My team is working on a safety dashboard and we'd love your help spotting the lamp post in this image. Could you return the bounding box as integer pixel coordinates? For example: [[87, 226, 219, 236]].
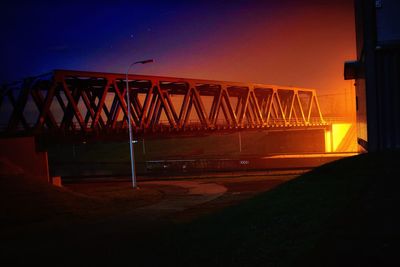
[[126, 59, 154, 188]]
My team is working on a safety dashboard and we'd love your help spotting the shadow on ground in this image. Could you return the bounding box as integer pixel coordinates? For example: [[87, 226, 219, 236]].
[[1, 152, 400, 266]]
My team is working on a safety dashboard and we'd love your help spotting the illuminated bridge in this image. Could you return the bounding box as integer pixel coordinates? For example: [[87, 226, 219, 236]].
[[0, 70, 357, 182], [0, 69, 328, 141]]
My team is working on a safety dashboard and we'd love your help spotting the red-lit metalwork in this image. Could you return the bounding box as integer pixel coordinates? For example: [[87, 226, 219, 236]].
[[0, 70, 326, 138]]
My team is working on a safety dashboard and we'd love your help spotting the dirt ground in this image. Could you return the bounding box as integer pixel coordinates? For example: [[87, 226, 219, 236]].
[[0, 170, 300, 265], [63, 171, 300, 223]]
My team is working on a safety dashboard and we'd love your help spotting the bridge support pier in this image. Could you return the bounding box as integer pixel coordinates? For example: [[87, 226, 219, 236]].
[[325, 126, 334, 152], [238, 132, 242, 153], [0, 136, 50, 183]]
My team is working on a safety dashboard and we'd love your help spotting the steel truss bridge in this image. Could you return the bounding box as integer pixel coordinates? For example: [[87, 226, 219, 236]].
[[0, 70, 327, 141]]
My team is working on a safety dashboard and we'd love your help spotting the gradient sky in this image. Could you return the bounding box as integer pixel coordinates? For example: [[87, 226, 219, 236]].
[[1, 0, 355, 96]]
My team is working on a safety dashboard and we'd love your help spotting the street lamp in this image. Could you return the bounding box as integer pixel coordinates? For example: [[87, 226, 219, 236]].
[[126, 59, 154, 188]]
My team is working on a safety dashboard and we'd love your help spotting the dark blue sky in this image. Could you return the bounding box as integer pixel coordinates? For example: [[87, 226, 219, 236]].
[[1, 0, 355, 95]]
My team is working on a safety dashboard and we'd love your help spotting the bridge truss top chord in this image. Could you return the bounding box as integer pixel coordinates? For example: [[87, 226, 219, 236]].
[[0, 70, 327, 139]]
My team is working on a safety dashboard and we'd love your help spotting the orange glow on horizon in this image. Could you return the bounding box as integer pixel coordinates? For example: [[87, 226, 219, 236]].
[[133, 3, 356, 95], [88, 2, 355, 118]]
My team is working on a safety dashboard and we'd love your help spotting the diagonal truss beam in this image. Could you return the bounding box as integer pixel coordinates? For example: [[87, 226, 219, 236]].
[[0, 70, 327, 136]]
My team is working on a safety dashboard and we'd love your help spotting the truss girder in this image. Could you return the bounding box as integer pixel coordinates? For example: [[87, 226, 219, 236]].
[[0, 70, 326, 135]]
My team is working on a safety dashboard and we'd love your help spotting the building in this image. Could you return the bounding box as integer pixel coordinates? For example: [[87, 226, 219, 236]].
[[345, 0, 400, 151]]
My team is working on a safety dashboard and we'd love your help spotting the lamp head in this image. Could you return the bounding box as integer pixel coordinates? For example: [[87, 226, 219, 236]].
[[134, 59, 154, 65]]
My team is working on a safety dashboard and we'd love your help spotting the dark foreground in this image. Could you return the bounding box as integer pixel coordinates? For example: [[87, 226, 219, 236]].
[[1, 152, 400, 266]]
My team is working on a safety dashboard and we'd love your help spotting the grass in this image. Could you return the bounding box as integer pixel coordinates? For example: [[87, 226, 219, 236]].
[[47, 130, 326, 164], [47, 133, 244, 164], [145, 151, 400, 266], [2, 151, 400, 266], [47, 130, 327, 177], [46, 132, 272, 177]]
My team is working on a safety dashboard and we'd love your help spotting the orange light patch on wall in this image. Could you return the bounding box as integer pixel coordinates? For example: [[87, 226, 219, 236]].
[[325, 123, 353, 152]]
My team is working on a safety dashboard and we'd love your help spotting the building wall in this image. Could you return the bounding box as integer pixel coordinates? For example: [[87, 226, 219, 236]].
[[353, 0, 400, 151], [355, 78, 368, 149], [0, 136, 50, 182], [374, 48, 400, 149]]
